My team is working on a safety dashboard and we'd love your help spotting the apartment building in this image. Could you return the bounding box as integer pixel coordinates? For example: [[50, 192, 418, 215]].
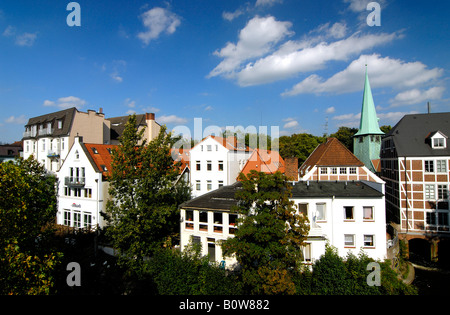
[[179, 180, 387, 268], [380, 112, 450, 262], [56, 136, 115, 229], [108, 112, 161, 145], [22, 107, 110, 172], [189, 135, 252, 198]]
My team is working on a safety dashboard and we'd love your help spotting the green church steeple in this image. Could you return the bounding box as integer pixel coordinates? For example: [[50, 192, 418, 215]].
[[353, 67, 384, 174], [354, 67, 384, 136]]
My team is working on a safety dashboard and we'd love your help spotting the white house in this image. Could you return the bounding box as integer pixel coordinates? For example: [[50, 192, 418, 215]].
[[56, 136, 115, 229], [179, 180, 387, 269], [23, 107, 110, 173], [189, 136, 252, 198]]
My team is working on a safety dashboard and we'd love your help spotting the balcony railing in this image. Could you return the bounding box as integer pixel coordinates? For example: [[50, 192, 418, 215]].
[[23, 130, 37, 138], [65, 177, 86, 187], [47, 150, 60, 158], [39, 128, 54, 136]]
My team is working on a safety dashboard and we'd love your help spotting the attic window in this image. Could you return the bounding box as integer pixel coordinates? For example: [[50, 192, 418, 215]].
[[433, 137, 446, 149], [100, 165, 108, 172], [106, 148, 112, 154], [91, 147, 98, 154]]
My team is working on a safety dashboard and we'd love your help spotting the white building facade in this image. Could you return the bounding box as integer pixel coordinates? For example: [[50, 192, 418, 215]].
[[189, 136, 252, 198], [56, 136, 112, 229], [179, 180, 387, 269]]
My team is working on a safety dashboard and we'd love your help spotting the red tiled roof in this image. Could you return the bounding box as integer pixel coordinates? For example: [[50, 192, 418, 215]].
[[240, 149, 285, 177], [299, 137, 364, 173], [84, 143, 117, 177]]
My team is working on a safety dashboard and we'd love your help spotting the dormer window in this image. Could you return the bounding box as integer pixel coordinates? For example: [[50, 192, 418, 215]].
[[428, 131, 447, 149], [433, 137, 445, 148]]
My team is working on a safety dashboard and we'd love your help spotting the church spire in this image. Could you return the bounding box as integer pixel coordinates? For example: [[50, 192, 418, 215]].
[[354, 66, 384, 136]]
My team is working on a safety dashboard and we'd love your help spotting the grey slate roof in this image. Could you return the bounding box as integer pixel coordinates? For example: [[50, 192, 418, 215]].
[[23, 107, 77, 138], [290, 180, 384, 199], [180, 180, 383, 212], [385, 112, 450, 157], [107, 114, 148, 141]]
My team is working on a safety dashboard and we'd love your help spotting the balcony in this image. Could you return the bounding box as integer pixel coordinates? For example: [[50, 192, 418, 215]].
[[47, 150, 60, 158], [39, 128, 54, 136], [23, 130, 37, 138], [65, 177, 85, 187]]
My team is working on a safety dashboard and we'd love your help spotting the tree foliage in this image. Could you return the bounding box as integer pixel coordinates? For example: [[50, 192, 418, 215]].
[[278, 133, 325, 165], [221, 170, 309, 294], [0, 158, 61, 294], [105, 114, 190, 273]]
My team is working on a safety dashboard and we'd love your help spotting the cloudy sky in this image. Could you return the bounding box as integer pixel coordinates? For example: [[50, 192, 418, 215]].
[[1, 0, 449, 143]]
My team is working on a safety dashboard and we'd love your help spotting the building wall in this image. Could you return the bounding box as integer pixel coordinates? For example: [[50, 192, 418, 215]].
[[301, 165, 383, 183], [56, 138, 105, 229], [382, 156, 450, 235], [179, 195, 387, 268]]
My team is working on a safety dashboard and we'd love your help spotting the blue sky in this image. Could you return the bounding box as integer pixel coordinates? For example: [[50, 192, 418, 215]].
[[1, 0, 449, 143]]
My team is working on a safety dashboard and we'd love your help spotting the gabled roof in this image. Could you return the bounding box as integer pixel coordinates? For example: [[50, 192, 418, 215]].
[[83, 143, 117, 178], [299, 138, 364, 174], [240, 149, 285, 176], [385, 112, 450, 157]]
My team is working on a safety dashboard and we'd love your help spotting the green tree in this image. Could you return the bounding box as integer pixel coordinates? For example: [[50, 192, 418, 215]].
[[105, 114, 190, 273], [221, 171, 309, 294], [0, 158, 62, 294], [278, 133, 325, 165], [329, 126, 358, 152]]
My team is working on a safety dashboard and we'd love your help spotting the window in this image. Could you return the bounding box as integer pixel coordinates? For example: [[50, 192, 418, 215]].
[[208, 243, 216, 262], [426, 212, 436, 225], [75, 150, 79, 160], [218, 161, 224, 171], [349, 167, 357, 174], [201, 145, 203, 151], [364, 235, 374, 247], [303, 243, 312, 262], [84, 188, 92, 198], [298, 203, 308, 217], [229, 214, 238, 234], [437, 160, 447, 173], [438, 185, 448, 199], [91, 147, 98, 154], [438, 212, 449, 227], [425, 184, 436, 200], [64, 210, 71, 226], [344, 206, 354, 220], [331, 167, 337, 174], [64, 187, 70, 196], [316, 203, 326, 221], [425, 160, 434, 172], [340, 167, 347, 174], [196, 180, 201, 191], [207, 180, 212, 191], [101, 165, 107, 172], [363, 206, 374, 221], [199, 211, 208, 232], [185, 210, 194, 230], [433, 137, 445, 148], [83, 213, 92, 229], [320, 167, 327, 174], [218, 180, 223, 188], [344, 234, 355, 247], [73, 212, 81, 228], [207, 161, 212, 171], [196, 161, 201, 171], [207, 145, 212, 151], [214, 212, 223, 233], [58, 120, 63, 129]]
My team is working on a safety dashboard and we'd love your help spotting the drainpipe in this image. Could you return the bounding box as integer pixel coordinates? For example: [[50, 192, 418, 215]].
[[404, 157, 409, 234]]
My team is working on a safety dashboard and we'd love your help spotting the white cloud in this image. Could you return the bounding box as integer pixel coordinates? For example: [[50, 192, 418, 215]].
[[283, 120, 299, 129], [222, 9, 244, 21], [137, 7, 181, 45], [255, 0, 283, 7], [391, 86, 445, 106], [3, 25, 37, 46], [208, 15, 294, 79], [238, 32, 397, 86], [5, 115, 27, 125], [43, 96, 86, 109], [158, 115, 188, 125], [204, 105, 213, 111], [325, 106, 336, 114], [283, 54, 444, 96]]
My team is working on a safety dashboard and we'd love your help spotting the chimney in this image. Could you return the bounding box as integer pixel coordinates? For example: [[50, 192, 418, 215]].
[[146, 113, 155, 121], [427, 102, 431, 114], [285, 157, 298, 181], [99, 107, 103, 114]]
